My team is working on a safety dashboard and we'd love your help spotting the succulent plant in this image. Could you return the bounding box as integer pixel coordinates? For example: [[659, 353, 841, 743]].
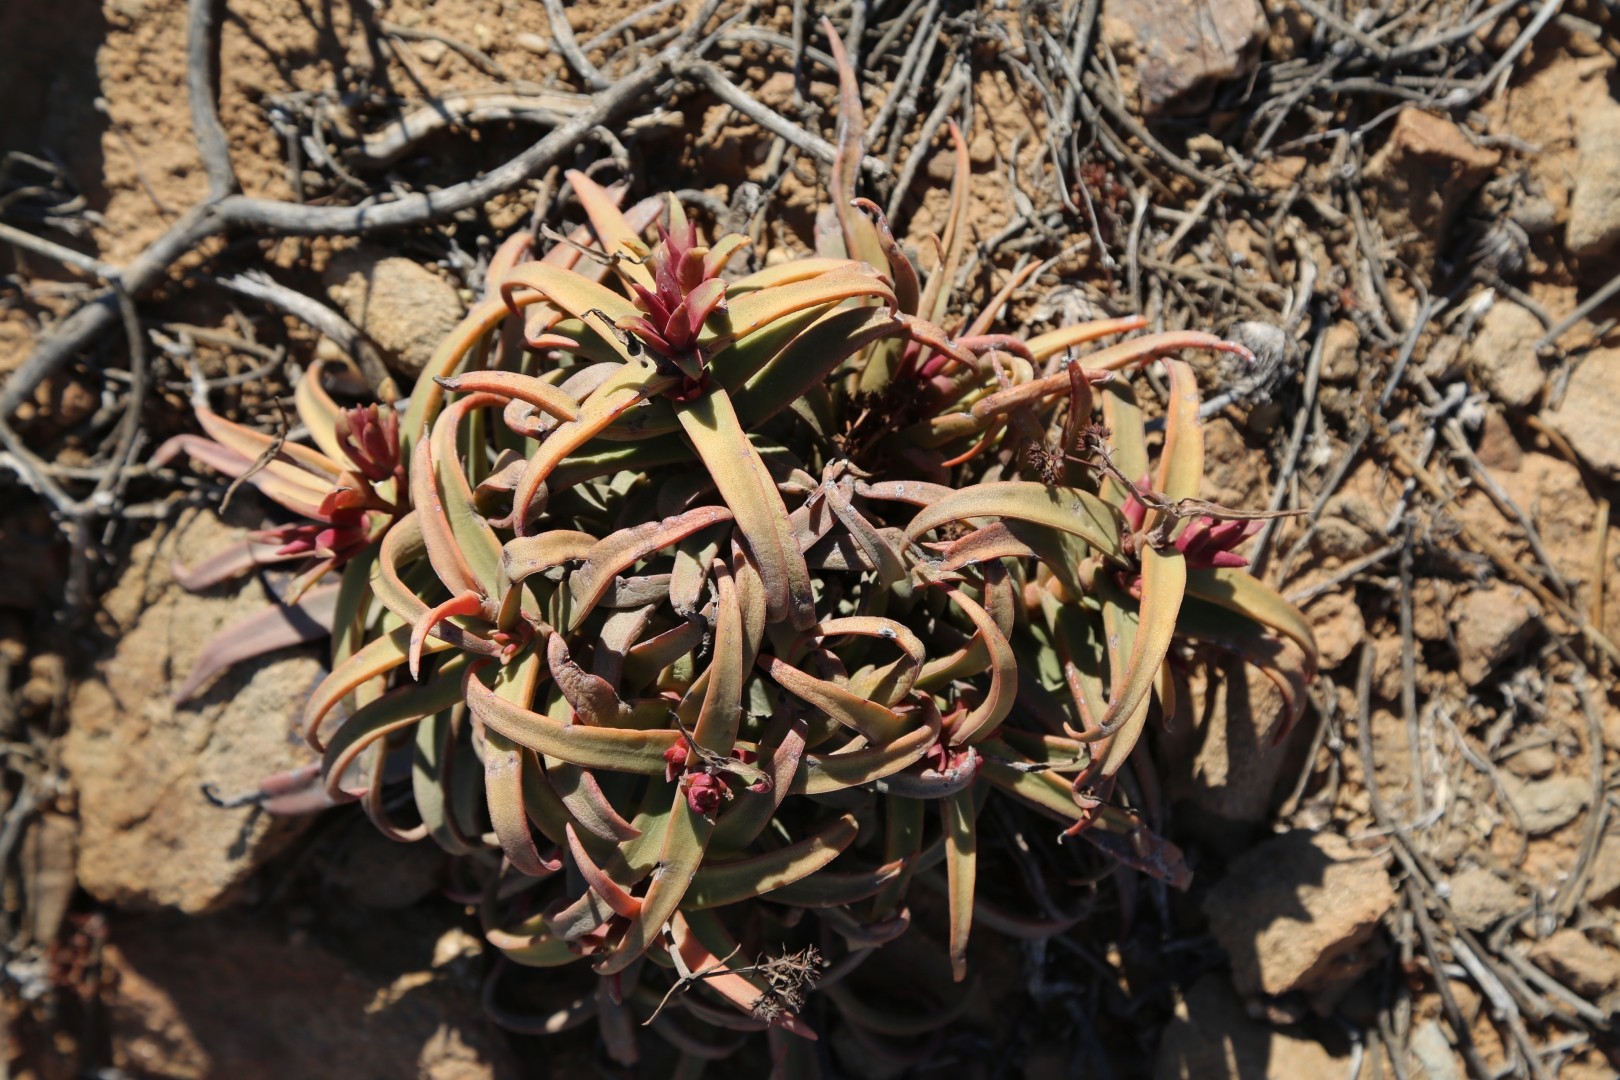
[[159, 36, 1316, 1068]]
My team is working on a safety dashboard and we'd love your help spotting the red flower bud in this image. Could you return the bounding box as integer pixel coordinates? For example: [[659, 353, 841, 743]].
[[682, 772, 726, 815]]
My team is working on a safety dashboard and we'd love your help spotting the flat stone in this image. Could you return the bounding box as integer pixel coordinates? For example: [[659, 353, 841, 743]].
[[1467, 300, 1545, 409], [1452, 582, 1540, 686], [1158, 657, 1296, 859], [1365, 109, 1499, 270], [1409, 1020, 1462, 1080], [1502, 744, 1558, 780], [1501, 773, 1588, 836], [1473, 407, 1523, 473], [325, 247, 465, 383], [1567, 95, 1620, 258], [1319, 320, 1361, 384], [63, 509, 322, 914], [1584, 834, 1620, 904], [1100, 0, 1268, 117], [1154, 974, 1347, 1080], [103, 912, 517, 1079], [1446, 865, 1520, 933], [1547, 350, 1620, 481], [1529, 929, 1619, 997], [1203, 830, 1396, 1008]]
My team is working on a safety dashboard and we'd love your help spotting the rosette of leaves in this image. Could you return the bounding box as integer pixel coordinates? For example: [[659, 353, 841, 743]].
[[159, 33, 1317, 1069]]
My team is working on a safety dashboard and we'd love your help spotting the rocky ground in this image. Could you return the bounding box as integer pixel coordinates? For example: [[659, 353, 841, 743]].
[[3, 1, 1620, 1077]]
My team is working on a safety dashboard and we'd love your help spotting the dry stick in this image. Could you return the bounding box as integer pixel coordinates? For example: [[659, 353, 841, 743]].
[[582, 0, 683, 53], [1534, 264, 1620, 351], [1378, 427, 1620, 667], [210, 272, 395, 398], [1249, 310, 1326, 577], [883, 60, 969, 220], [680, 61, 888, 179], [0, 221, 115, 280], [380, 20, 516, 83], [1415, 374, 1573, 606], [1294, 0, 1393, 61], [1274, 415, 1374, 586], [714, 27, 836, 72], [1548, 641, 1610, 925], [1441, 0, 1565, 108], [1080, 70, 1233, 194], [543, 0, 611, 90], [187, 0, 235, 198], [841, 0, 870, 74], [872, 2, 943, 159], [1397, 524, 1424, 824], [1354, 647, 1496, 1080], [1344, 164, 1407, 338], [1283, 540, 1405, 607], [866, 0, 927, 71], [0, 55, 681, 419], [343, 91, 591, 170]]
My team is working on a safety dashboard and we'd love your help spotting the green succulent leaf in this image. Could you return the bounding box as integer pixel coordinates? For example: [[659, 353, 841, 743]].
[[677, 387, 816, 630], [684, 812, 860, 909], [464, 662, 680, 774], [941, 785, 979, 982]]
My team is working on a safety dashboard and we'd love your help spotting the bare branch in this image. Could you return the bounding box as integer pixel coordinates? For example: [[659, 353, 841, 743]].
[[186, 0, 237, 198]]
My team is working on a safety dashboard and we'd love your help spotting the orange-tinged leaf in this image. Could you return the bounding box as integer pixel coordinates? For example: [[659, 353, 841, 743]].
[[684, 812, 860, 909], [483, 650, 561, 876], [729, 257, 865, 293], [1154, 358, 1203, 507], [293, 360, 348, 465], [499, 262, 643, 363], [321, 657, 470, 802], [942, 786, 977, 982], [512, 362, 670, 534], [698, 274, 895, 352], [410, 432, 484, 600], [933, 524, 1030, 573], [304, 625, 454, 751], [566, 823, 642, 918], [905, 481, 1125, 561], [546, 756, 642, 842], [435, 369, 581, 422], [672, 914, 818, 1038], [759, 654, 909, 745], [937, 584, 1016, 746], [1186, 567, 1320, 676], [689, 561, 744, 755], [464, 663, 680, 773], [501, 529, 597, 585], [400, 294, 510, 457], [1096, 546, 1186, 776], [196, 406, 343, 484], [821, 617, 926, 707], [409, 590, 483, 679], [728, 307, 902, 429], [567, 505, 734, 630], [595, 788, 712, 974], [566, 169, 654, 290], [1079, 329, 1255, 374], [791, 701, 941, 794], [1025, 315, 1149, 361], [432, 394, 504, 596], [545, 633, 626, 725]]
